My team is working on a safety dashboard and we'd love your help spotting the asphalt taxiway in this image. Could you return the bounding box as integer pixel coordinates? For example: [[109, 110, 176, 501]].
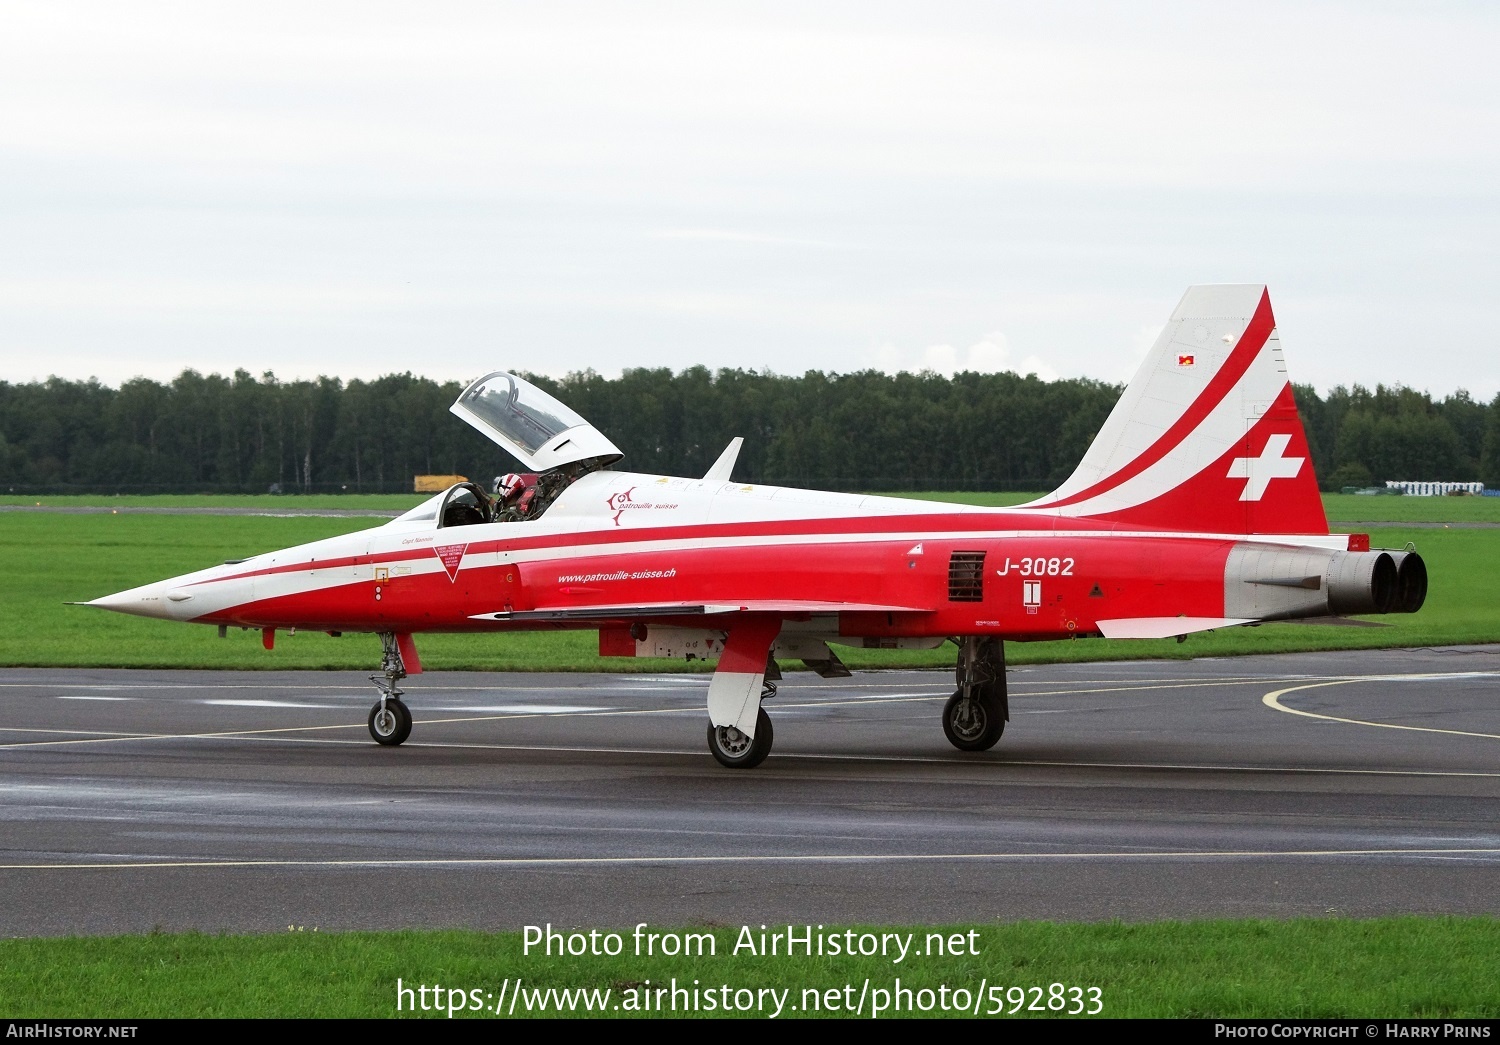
[[2, 646, 1498, 936]]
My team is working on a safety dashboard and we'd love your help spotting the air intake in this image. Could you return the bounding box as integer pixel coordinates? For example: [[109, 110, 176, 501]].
[[948, 551, 987, 602]]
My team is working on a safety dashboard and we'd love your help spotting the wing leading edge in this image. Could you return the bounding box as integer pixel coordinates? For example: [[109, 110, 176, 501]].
[[472, 599, 932, 623]]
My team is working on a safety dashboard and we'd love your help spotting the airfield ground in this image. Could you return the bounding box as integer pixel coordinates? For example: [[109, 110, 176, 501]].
[[2, 647, 1499, 1016]]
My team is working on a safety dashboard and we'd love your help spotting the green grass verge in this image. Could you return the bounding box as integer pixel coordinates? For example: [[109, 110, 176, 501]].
[[0, 492, 427, 510], [4, 501, 1497, 671], [11, 489, 1499, 522], [2, 919, 1495, 1017], [1319, 493, 1500, 524], [893, 490, 1500, 523]]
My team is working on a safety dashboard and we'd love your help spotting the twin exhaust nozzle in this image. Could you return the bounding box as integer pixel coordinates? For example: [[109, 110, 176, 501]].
[[1327, 549, 1427, 615], [1225, 544, 1426, 620]]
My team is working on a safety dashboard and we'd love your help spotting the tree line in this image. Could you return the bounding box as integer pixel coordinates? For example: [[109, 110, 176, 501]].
[[1, 367, 1497, 494]]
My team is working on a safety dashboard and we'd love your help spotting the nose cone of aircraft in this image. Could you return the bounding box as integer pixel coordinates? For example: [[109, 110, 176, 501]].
[[86, 579, 199, 621]]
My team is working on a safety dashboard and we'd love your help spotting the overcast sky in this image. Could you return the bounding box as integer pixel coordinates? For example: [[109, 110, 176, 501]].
[[3, 1, 1497, 398]]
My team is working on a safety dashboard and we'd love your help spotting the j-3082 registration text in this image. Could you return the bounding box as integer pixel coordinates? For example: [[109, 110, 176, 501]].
[[996, 557, 1074, 577]]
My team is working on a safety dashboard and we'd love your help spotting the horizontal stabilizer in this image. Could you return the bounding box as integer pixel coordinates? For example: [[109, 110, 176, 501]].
[[1096, 616, 1256, 639]]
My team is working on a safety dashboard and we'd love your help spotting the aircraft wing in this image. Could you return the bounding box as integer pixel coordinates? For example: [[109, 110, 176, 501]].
[[471, 599, 932, 623], [1094, 615, 1390, 638]]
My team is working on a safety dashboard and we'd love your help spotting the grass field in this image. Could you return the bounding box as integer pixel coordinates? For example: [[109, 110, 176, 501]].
[[1, 918, 1495, 1018], [898, 490, 1500, 524], [0, 492, 427, 510], [11, 488, 1500, 521], [2, 494, 1496, 671]]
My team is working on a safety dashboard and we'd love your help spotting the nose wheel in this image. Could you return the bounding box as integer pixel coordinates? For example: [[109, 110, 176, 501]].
[[367, 631, 415, 747], [368, 698, 412, 746], [708, 707, 774, 769]]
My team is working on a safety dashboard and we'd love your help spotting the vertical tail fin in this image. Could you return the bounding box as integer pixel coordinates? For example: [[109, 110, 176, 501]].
[[1024, 285, 1328, 535]]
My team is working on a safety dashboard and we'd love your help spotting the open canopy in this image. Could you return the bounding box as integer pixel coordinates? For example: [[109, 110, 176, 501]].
[[450, 371, 623, 472]]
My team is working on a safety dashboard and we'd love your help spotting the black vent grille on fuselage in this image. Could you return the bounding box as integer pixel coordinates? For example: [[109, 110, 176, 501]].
[[948, 551, 986, 602]]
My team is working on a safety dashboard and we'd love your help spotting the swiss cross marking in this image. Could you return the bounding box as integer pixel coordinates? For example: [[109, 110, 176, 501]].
[[1226, 433, 1304, 502], [434, 543, 468, 582]]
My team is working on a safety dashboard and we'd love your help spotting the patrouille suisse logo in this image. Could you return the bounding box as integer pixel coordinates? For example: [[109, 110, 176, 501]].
[[606, 487, 637, 526], [605, 486, 679, 526], [434, 543, 468, 582]]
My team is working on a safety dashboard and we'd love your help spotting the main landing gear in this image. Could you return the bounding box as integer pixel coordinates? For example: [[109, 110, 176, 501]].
[[368, 632, 413, 746], [707, 657, 779, 769], [708, 707, 774, 769], [943, 636, 1008, 752]]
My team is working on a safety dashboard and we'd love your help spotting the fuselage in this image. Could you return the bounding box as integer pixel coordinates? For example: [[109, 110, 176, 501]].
[[90, 469, 1357, 644]]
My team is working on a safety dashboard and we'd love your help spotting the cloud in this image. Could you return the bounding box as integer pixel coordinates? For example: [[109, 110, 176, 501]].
[[651, 229, 838, 248], [872, 330, 1059, 381], [1, 5, 1497, 398]]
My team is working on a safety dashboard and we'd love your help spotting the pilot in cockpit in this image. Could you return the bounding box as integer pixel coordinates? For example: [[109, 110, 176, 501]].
[[494, 472, 540, 521]]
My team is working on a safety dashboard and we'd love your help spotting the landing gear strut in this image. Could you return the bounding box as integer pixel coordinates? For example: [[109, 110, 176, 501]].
[[942, 636, 1007, 751], [706, 656, 780, 769], [703, 618, 783, 768], [368, 632, 413, 746], [760, 654, 781, 701]]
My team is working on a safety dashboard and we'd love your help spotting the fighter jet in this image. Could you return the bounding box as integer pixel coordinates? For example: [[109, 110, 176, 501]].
[[86, 285, 1426, 768]]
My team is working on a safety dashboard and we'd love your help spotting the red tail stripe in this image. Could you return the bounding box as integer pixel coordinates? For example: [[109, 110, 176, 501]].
[[1044, 288, 1275, 509]]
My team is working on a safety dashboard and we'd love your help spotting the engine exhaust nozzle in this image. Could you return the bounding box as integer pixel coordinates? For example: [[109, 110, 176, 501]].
[[1326, 551, 1397, 616], [1386, 550, 1428, 614]]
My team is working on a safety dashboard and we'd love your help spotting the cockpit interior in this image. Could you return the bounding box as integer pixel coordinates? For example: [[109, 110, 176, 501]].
[[387, 457, 614, 533]]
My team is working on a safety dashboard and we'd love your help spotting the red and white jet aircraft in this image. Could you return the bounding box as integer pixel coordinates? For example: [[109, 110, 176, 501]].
[[88, 285, 1426, 767]]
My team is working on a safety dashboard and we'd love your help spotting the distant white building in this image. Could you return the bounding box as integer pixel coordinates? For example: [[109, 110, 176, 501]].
[[1385, 481, 1484, 497]]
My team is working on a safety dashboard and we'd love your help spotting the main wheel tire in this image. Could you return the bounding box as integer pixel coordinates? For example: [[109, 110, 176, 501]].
[[368, 698, 413, 746], [942, 690, 1004, 751], [707, 708, 774, 769]]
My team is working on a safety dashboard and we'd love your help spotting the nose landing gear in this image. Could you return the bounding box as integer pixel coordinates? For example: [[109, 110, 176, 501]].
[[367, 632, 414, 746]]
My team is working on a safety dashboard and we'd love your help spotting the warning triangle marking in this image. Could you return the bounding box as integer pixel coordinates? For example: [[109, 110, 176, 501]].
[[434, 543, 468, 582]]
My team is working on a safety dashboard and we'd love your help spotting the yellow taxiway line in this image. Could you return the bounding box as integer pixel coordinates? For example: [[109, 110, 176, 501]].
[[1262, 675, 1500, 741]]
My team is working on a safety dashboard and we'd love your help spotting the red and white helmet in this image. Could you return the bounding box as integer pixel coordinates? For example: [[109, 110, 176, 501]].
[[496, 473, 525, 499]]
